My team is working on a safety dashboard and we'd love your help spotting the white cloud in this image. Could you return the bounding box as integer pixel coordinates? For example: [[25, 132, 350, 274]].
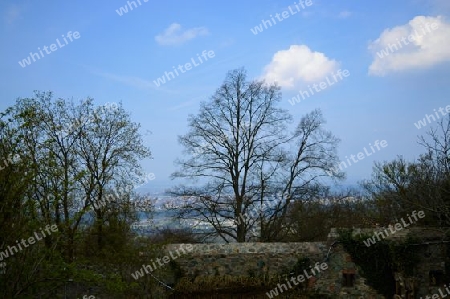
[[261, 45, 339, 89], [155, 23, 209, 46], [338, 11, 352, 19], [368, 16, 450, 76]]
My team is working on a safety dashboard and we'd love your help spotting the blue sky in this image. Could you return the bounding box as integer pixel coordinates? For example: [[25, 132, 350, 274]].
[[1, 0, 450, 192]]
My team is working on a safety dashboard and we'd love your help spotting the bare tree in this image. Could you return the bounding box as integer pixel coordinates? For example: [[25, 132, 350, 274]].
[[171, 68, 342, 242], [418, 115, 450, 176], [363, 115, 450, 227], [257, 109, 344, 241]]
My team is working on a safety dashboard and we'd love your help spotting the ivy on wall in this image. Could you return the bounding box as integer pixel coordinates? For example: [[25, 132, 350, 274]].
[[337, 229, 421, 298]]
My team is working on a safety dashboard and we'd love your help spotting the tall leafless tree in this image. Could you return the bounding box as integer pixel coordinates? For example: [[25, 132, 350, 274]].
[[171, 68, 343, 242]]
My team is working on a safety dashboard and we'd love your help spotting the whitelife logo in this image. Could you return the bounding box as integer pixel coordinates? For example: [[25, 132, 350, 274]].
[[131, 244, 193, 280], [153, 50, 215, 87], [266, 262, 328, 298], [288, 69, 350, 106], [326, 140, 388, 176], [414, 104, 450, 129], [376, 22, 439, 59], [420, 285, 450, 299], [0, 153, 21, 171], [250, 0, 313, 35], [363, 211, 425, 247], [0, 225, 59, 261], [115, 0, 149, 16], [18, 31, 81, 68]]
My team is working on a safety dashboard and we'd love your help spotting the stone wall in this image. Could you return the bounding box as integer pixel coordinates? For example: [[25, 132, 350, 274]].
[[165, 242, 326, 277], [314, 243, 384, 298], [165, 242, 384, 298], [164, 228, 448, 298]]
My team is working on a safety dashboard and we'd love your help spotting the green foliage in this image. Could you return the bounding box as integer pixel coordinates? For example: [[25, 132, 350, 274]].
[[291, 257, 312, 276], [337, 229, 420, 298], [169, 259, 186, 282], [390, 235, 422, 275], [0, 92, 158, 298]]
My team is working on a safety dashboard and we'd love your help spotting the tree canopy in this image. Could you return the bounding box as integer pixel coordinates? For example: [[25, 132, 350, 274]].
[[171, 68, 343, 242]]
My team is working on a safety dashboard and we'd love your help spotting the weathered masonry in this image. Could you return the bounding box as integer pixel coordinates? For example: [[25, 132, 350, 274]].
[[165, 227, 448, 298]]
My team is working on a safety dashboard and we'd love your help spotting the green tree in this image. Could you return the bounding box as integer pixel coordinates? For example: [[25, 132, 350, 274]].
[[0, 91, 154, 297]]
